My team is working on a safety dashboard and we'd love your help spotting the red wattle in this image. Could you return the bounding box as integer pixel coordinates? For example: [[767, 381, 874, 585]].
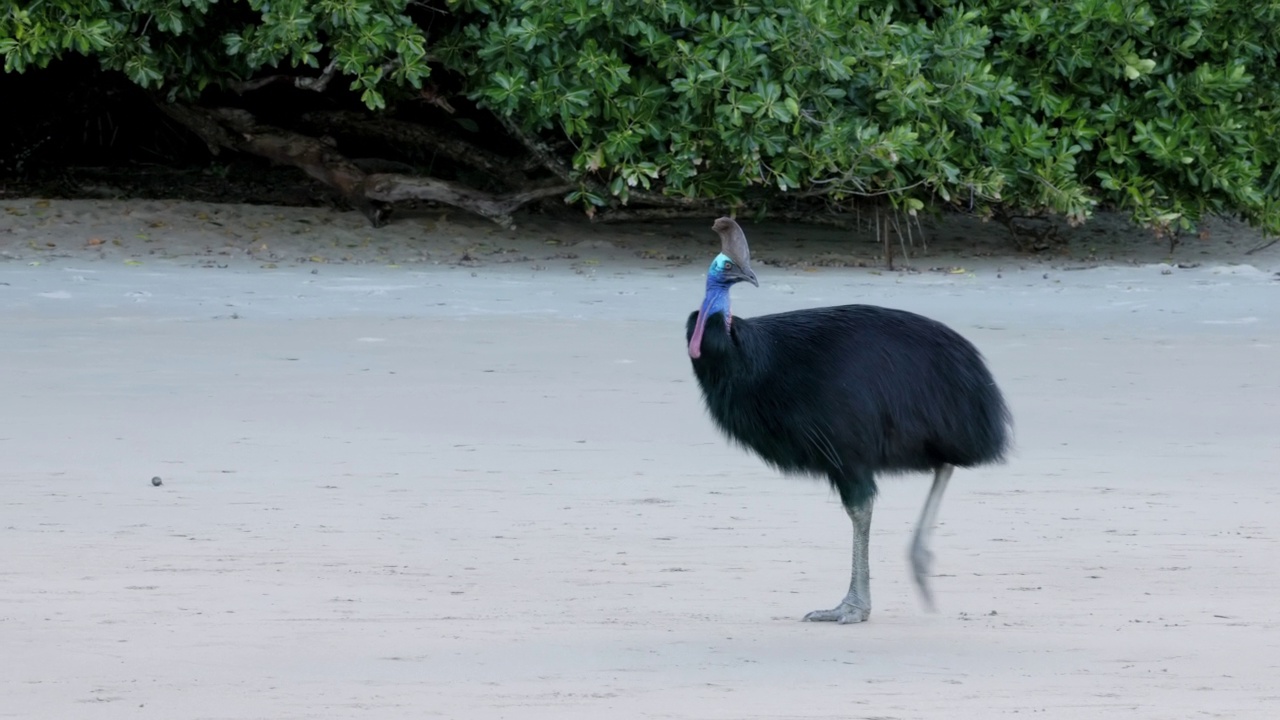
[[689, 309, 708, 359]]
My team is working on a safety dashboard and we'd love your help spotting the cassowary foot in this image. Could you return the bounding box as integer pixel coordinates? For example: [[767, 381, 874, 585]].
[[802, 602, 870, 624]]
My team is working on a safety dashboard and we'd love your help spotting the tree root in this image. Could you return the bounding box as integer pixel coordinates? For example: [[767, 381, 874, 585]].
[[158, 103, 569, 228]]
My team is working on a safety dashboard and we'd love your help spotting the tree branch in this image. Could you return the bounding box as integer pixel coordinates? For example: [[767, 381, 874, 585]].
[[300, 110, 533, 188], [155, 102, 238, 156], [362, 175, 571, 227], [294, 58, 343, 92], [226, 57, 396, 96], [496, 115, 575, 185], [159, 103, 567, 228]]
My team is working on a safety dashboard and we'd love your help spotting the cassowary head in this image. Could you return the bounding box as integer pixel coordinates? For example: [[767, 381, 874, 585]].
[[710, 217, 759, 287], [689, 217, 758, 359]]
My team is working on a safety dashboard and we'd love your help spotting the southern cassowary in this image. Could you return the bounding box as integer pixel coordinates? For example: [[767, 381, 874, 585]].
[[686, 217, 1012, 624]]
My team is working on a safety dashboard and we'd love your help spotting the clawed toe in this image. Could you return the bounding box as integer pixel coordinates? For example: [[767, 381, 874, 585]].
[[803, 603, 870, 624]]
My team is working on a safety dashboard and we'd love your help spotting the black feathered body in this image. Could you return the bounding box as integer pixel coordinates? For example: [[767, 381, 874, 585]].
[[686, 305, 1011, 508]]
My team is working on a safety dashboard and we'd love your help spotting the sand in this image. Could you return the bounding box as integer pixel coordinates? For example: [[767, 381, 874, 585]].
[[2, 198, 1279, 719]]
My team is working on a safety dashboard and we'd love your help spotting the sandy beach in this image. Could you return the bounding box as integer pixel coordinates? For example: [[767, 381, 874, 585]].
[[2, 198, 1278, 719]]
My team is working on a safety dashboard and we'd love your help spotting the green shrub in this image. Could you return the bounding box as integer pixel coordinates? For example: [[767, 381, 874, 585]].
[[443, 0, 1280, 232], [1, 0, 432, 109], [985, 0, 1280, 233], [4, 0, 1278, 233], [441, 1, 1013, 215]]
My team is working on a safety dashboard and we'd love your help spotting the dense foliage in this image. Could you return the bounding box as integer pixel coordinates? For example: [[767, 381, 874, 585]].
[[1, 0, 432, 109], [4, 0, 1279, 233]]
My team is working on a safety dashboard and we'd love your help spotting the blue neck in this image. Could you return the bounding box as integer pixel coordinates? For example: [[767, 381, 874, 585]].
[[701, 254, 733, 320], [701, 282, 730, 322], [688, 254, 736, 359]]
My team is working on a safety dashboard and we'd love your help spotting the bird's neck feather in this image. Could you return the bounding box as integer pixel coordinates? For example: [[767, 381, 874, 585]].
[[701, 278, 732, 324]]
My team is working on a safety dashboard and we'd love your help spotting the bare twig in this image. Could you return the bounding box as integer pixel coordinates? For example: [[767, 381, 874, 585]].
[[407, 0, 447, 11], [294, 58, 343, 92], [417, 85, 456, 113], [227, 76, 281, 93], [797, 177, 929, 199], [1245, 237, 1278, 255], [878, 210, 892, 270], [228, 58, 402, 96], [892, 211, 910, 264]]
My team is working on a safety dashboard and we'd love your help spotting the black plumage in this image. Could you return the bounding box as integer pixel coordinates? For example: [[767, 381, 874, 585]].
[[687, 305, 1010, 508], [686, 217, 1012, 624]]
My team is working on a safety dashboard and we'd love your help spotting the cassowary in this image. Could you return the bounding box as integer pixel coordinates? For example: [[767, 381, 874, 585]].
[[686, 217, 1012, 624]]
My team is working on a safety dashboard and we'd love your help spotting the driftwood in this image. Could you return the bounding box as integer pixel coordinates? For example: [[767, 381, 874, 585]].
[[158, 103, 569, 228]]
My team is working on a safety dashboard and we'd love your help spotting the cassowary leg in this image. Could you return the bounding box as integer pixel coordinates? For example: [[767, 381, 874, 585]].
[[909, 463, 954, 611], [803, 500, 873, 624]]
